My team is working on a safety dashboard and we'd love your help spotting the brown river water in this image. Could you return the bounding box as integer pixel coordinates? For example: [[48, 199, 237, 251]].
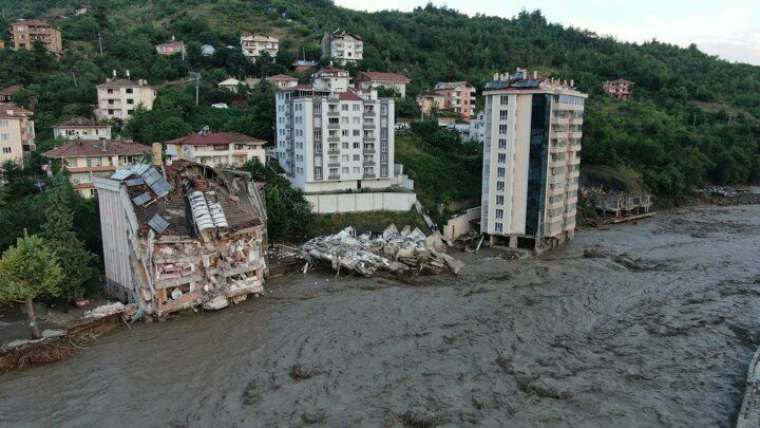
[[0, 205, 759, 427]]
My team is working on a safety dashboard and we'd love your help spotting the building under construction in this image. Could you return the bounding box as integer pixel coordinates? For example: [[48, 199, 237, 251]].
[[93, 158, 268, 316]]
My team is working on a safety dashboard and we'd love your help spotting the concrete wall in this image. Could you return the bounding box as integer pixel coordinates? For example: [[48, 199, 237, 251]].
[[305, 191, 417, 214], [443, 206, 481, 241]]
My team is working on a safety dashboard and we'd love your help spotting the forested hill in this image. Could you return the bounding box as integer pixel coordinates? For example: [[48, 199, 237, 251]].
[[1, 0, 759, 196]]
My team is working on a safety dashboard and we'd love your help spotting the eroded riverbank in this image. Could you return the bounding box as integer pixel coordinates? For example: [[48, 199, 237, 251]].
[[0, 205, 758, 427]]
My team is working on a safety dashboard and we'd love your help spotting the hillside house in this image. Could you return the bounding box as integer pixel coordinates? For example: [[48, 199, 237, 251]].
[[52, 117, 112, 141], [0, 102, 35, 166], [165, 130, 266, 168], [356, 72, 410, 98]]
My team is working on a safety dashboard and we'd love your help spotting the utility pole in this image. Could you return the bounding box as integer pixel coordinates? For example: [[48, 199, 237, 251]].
[[189, 72, 201, 107], [97, 31, 104, 56]]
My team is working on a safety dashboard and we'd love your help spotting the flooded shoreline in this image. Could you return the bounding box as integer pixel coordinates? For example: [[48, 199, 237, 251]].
[[1, 205, 759, 427]]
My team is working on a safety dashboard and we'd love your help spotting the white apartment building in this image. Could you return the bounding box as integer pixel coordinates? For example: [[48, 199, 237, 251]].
[[312, 67, 351, 93], [240, 34, 279, 61], [481, 69, 587, 252], [275, 86, 396, 193], [53, 117, 112, 141], [165, 131, 266, 168], [321, 30, 363, 64], [94, 77, 156, 122], [0, 103, 34, 165]]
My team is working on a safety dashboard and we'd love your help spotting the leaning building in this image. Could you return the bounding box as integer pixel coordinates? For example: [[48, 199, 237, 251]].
[[94, 156, 268, 316], [480, 69, 587, 252]]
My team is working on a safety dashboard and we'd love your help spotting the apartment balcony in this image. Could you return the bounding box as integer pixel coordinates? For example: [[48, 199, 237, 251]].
[[327, 136, 340, 142], [327, 162, 340, 168], [327, 110, 340, 117], [328, 174, 340, 180], [569, 156, 581, 166], [363, 173, 376, 179], [363, 111, 375, 117], [549, 143, 568, 153], [363, 160, 376, 167], [363, 136, 376, 143], [363, 147, 375, 154], [327, 123, 340, 129], [327, 148, 340, 155], [553, 116, 571, 125], [363, 122, 376, 129]]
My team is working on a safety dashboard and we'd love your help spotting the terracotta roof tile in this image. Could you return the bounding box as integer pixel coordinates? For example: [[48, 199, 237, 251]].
[[44, 140, 151, 158], [165, 132, 266, 146], [357, 71, 410, 83]]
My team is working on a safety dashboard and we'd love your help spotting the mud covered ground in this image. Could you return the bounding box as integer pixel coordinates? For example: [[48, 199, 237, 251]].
[[1, 205, 759, 427]]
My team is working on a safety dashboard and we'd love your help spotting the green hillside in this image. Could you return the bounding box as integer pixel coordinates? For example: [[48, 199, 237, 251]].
[[0, 0, 759, 200]]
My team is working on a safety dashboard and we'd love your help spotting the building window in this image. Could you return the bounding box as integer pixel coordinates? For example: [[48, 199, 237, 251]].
[[498, 139, 507, 149], [353, 130, 360, 136], [495, 222, 503, 233], [499, 110, 508, 120], [342, 104, 349, 111], [497, 153, 506, 163], [499, 125, 508, 135], [0, 120, 8, 128], [496, 181, 505, 191], [2, 147, 11, 154], [127, 99, 134, 105], [497, 167, 505, 178], [496, 209, 504, 219], [353, 154, 360, 161], [314, 167, 323, 180], [500, 95, 508, 105], [0, 133, 8, 142], [496, 195, 504, 205]]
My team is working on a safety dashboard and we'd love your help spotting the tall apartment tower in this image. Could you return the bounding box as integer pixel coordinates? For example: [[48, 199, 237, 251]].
[[275, 69, 396, 193], [480, 69, 587, 252]]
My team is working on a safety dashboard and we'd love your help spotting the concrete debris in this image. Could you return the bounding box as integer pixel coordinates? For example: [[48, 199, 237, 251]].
[[302, 225, 464, 277], [84, 302, 127, 319]]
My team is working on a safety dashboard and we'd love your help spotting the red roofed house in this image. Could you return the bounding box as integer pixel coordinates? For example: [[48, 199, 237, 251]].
[[265, 74, 299, 90], [356, 71, 411, 98], [165, 130, 266, 168], [0, 85, 22, 103], [603, 78, 634, 100], [155, 36, 186, 59], [44, 139, 151, 198], [53, 117, 112, 141], [0, 102, 35, 166]]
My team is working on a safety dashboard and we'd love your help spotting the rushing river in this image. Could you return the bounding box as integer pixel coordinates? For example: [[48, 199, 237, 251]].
[[1, 205, 759, 427]]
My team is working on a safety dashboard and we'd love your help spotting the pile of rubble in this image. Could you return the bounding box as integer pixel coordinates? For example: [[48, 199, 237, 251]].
[[301, 225, 463, 277]]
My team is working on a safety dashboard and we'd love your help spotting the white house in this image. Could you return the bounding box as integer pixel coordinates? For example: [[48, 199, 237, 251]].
[[53, 117, 112, 141], [165, 130, 266, 168]]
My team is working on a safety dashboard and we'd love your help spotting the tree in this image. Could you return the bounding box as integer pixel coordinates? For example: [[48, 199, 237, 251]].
[[43, 175, 98, 300], [0, 233, 64, 339]]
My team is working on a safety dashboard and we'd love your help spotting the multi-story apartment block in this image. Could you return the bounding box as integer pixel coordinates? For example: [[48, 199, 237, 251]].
[[480, 69, 587, 252], [9, 19, 62, 56], [240, 34, 279, 61], [312, 66, 351, 93], [43, 139, 151, 198], [321, 30, 363, 64], [94, 77, 156, 122], [466, 111, 486, 144], [275, 86, 396, 193], [266, 74, 299, 90], [356, 72, 410, 98], [53, 117, 112, 141], [433, 81, 477, 121], [0, 103, 35, 165], [165, 130, 266, 168], [603, 78, 634, 100]]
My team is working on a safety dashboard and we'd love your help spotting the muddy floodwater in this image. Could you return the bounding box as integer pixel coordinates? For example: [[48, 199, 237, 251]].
[[1, 205, 759, 427]]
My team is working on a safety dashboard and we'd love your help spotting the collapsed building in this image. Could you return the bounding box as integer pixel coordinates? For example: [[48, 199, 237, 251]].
[[93, 158, 268, 317]]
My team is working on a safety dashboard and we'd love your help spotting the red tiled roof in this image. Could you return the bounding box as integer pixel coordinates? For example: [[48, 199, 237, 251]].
[[54, 117, 110, 129], [0, 85, 22, 96], [339, 89, 363, 101], [0, 102, 33, 117], [358, 71, 410, 84], [268, 74, 298, 81], [314, 66, 348, 75], [165, 132, 266, 146], [44, 140, 151, 158], [67, 165, 118, 173]]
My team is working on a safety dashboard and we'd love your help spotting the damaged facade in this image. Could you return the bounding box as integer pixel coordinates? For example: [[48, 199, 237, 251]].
[[93, 159, 268, 316]]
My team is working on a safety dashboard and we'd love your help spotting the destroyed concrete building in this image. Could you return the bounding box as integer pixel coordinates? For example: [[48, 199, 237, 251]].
[[93, 159, 268, 316]]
